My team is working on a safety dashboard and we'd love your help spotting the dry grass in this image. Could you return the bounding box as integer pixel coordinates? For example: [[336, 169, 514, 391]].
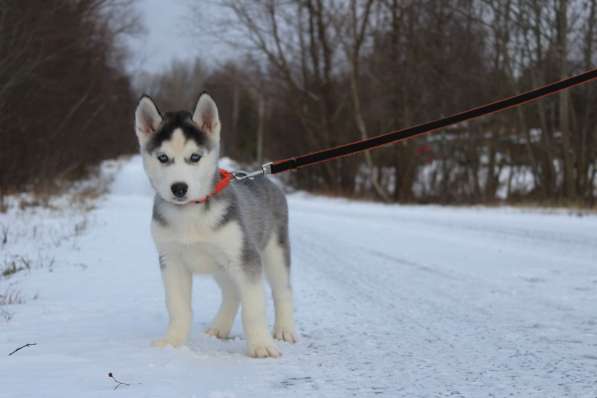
[[0, 287, 24, 323], [0, 289, 24, 305], [0, 163, 112, 215], [2, 256, 31, 278], [0, 163, 114, 325]]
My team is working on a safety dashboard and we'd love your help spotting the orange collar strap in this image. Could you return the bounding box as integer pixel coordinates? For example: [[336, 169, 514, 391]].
[[196, 169, 234, 204]]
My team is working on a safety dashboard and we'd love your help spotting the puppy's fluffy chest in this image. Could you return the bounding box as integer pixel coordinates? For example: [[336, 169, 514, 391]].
[[152, 199, 243, 273]]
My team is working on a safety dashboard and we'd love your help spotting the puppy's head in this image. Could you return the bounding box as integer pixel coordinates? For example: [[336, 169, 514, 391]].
[[134, 93, 221, 205]]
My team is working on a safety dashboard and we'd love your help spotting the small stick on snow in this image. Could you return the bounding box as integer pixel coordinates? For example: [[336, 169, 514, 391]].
[[108, 372, 131, 390], [8, 343, 37, 356]]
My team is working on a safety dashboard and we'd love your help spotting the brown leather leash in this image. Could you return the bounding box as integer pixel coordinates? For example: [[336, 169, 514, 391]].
[[231, 67, 597, 182]]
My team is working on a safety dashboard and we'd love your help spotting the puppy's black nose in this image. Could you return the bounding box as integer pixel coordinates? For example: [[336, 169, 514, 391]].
[[171, 182, 188, 198]]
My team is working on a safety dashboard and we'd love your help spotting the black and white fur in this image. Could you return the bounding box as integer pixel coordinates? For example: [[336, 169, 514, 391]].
[[135, 93, 296, 358]]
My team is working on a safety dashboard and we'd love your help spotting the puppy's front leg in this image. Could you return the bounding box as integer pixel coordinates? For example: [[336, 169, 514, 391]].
[[206, 271, 240, 339], [152, 255, 192, 348]]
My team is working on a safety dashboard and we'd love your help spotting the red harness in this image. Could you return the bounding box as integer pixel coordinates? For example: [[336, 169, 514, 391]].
[[195, 169, 234, 204]]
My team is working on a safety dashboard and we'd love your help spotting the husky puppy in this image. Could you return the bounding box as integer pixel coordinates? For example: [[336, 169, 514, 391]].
[[134, 93, 296, 358]]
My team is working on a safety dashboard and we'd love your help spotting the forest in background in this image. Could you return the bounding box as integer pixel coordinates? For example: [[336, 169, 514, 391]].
[[2, 0, 597, 207], [0, 0, 139, 198]]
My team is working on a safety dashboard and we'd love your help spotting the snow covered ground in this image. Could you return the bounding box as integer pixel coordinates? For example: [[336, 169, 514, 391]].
[[1, 156, 596, 397]]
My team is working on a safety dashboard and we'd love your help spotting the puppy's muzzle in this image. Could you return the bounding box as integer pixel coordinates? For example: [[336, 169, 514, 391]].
[[171, 182, 188, 198]]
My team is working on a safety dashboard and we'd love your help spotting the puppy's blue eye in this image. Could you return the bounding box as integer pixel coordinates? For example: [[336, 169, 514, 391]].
[[157, 154, 169, 164], [190, 153, 201, 163]]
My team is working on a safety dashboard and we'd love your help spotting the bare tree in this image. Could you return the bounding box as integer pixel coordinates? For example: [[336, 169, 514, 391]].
[[0, 0, 140, 195], [170, 0, 597, 207], [332, 0, 391, 201]]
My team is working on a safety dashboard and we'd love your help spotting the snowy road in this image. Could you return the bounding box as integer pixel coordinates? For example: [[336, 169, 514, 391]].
[[2, 158, 597, 397]]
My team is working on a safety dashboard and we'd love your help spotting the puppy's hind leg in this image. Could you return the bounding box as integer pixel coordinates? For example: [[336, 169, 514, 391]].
[[264, 233, 297, 344], [229, 254, 281, 358], [152, 256, 193, 348], [206, 271, 240, 339]]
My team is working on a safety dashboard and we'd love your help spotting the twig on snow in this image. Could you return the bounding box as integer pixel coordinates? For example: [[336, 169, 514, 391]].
[[8, 343, 37, 356], [108, 372, 131, 390]]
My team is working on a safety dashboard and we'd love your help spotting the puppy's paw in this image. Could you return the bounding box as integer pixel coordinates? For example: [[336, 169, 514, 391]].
[[273, 326, 297, 344], [247, 337, 281, 358], [151, 335, 185, 348], [205, 327, 230, 340]]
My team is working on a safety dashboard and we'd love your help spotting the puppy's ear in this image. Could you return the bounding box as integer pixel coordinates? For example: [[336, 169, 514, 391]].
[[135, 95, 162, 146], [192, 92, 220, 139]]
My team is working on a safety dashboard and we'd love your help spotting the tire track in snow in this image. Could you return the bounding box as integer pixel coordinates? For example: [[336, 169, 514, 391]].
[[289, 219, 495, 396], [287, 198, 597, 397]]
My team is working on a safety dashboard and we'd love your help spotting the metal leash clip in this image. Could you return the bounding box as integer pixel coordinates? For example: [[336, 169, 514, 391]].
[[232, 162, 273, 182]]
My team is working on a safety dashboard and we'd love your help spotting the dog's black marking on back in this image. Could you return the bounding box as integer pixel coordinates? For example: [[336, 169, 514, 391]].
[[145, 111, 211, 153]]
